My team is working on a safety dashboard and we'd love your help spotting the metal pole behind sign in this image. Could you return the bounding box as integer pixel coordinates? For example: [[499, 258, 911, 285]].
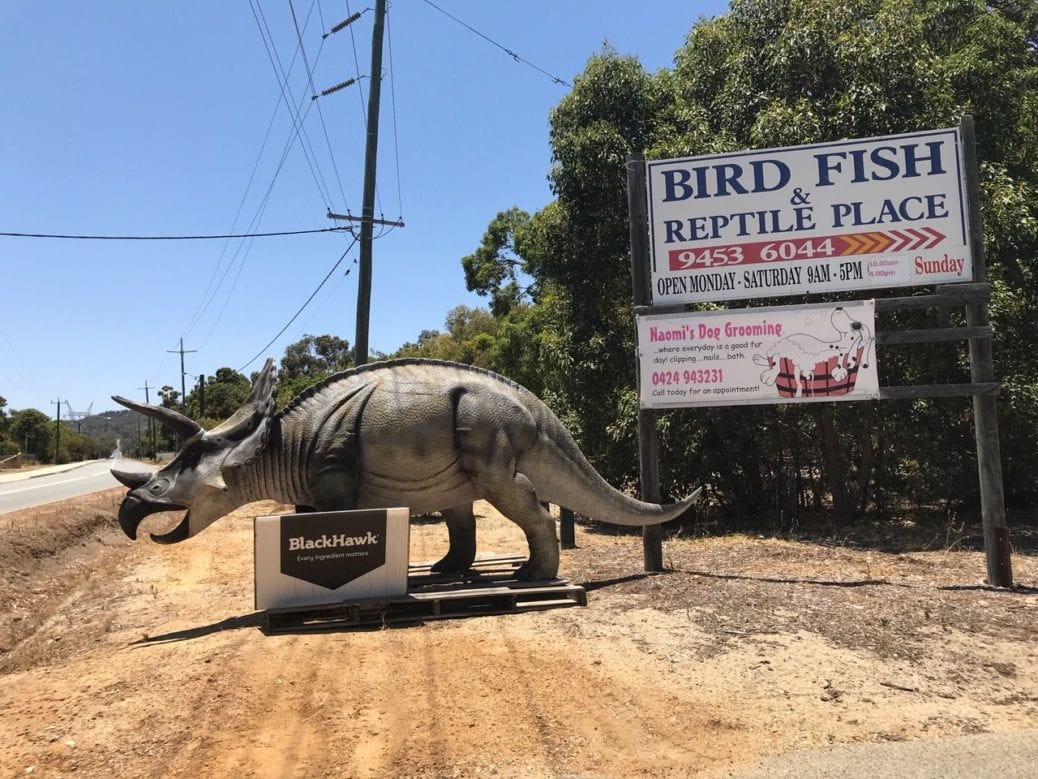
[[627, 153, 664, 573], [960, 116, 1013, 587]]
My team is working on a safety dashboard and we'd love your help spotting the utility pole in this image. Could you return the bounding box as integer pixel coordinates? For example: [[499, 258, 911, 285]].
[[354, 0, 387, 367], [51, 398, 61, 464], [198, 374, 206, 419], [319, 1, 399, 366], [139, 380, 157, 460], [167, 338, 196, 413]]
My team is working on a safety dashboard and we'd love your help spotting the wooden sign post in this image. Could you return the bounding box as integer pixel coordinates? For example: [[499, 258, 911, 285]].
[[627, 116, 1012, 586]]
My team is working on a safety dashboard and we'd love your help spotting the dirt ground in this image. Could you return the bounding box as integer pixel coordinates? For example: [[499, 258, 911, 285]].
[[0, 490, 1035, 778]]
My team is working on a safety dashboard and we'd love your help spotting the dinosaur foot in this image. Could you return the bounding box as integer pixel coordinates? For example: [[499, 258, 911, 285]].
[[514, 558, 559, 582], [430, 552, 476, 575]]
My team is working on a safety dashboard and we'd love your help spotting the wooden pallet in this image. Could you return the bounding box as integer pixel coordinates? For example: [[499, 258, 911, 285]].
[[263, 555, 587, 633]]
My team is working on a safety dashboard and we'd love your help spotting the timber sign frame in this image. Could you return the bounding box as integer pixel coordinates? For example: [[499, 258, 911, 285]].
[[626, 116, 1012, 587]]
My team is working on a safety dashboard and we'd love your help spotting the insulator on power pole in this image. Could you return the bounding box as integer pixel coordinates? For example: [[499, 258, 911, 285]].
[[325, 11, 362, 38], [313, 77, 359, 100]]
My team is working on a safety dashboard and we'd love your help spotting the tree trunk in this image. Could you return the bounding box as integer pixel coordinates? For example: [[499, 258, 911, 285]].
[[852, 406, 875, 514], [816, 406, 848, 521]]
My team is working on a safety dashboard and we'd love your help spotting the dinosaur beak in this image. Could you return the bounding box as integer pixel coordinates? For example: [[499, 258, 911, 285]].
[[117, 494, 190, 542]]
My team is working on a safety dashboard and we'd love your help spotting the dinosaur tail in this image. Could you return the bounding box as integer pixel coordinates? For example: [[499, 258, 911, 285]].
[[517, 411, 700, 527]]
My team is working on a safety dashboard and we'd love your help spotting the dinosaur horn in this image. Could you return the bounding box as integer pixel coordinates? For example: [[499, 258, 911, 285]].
[[111, 395, 203, 440], [111, 467, 152, 489]]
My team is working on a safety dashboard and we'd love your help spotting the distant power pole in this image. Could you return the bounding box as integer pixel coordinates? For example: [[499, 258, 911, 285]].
[[167, 338, 196, 412], [197, 374, 206, 419], [139, 380, 157, 459], [51, 398, 61, 463]]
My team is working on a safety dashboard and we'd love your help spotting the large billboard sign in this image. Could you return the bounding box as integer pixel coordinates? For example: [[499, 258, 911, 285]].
[[637, 301, 878, 408], [647, 129, 972, 304]]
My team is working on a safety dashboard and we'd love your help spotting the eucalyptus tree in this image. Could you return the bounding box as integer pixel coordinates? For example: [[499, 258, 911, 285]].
[[464, 0, 1038, 517]]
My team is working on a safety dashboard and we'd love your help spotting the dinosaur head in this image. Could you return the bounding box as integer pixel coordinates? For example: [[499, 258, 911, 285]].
[[111, 359, 278, 543]]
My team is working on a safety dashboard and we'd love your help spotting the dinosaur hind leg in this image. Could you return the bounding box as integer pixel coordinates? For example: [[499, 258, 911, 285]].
[[431, 503, 477, 573], [454, 393, 557, 580], [484, 472, 559, 581]]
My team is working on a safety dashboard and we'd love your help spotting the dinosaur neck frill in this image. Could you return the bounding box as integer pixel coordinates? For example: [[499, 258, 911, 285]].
[[222, 418, 309, 508]]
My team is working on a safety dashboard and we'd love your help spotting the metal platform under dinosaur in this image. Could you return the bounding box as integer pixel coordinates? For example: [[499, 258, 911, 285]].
[[262, 554, 587, 633]]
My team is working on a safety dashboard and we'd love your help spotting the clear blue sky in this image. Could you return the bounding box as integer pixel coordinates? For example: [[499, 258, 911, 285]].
[[0, 1, 727, 417]]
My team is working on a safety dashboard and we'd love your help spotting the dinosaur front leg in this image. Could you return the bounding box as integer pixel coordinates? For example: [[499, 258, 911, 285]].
[[431, 503, 477, 573], [308, 465, 360, 512]]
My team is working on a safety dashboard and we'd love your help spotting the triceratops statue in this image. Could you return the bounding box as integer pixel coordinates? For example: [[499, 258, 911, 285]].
[[111, 359, 697, 581]]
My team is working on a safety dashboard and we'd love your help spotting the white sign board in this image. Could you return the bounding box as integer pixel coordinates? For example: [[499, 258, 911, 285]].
[[637, 301, 879, 408], [254, 508, 410, 611], [647, 129, 972, 304]]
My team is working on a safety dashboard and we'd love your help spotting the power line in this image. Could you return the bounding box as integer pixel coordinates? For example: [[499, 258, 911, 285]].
[[239, 236, 360, 372], [181, 100, 284, 340], [342, 0, 386, 218], [189, 24, 347, 352], [421, 0, 571, 87], [194, 232, 262, 352], [193, 115, 330, 351], [0, 323, 38, 394], [289, 0, 351, 210], [249, 0, 336, 209], [188, 22, 335, 347], [182, 0, 337, 343], [181, 4, 332, 344], [386, 5, 404, 220], [299, 253, 358, 331], [0, 227, 351, 241]]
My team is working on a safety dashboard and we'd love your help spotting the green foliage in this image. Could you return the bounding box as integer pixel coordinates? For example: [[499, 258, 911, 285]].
[[185, 367, 251, 422], [8, 408, 53, 462], [0, 395, 16, 456], [57, 423, 104, 463], [665, 0, 1038, 511], [451, 0, 1038, 517], [158, 385, 180, 410], [0, 397, 124, 462], [461, 208, 535, 316], [281, 334, 352, 381], [393, 306, 498, 367], [276, 373, 326, 410], [265, 334, 355, 409]]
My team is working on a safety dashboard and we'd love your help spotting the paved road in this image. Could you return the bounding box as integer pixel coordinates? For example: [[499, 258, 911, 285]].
[[0, 460, 146, 514], [727, 730, 1038, 778]]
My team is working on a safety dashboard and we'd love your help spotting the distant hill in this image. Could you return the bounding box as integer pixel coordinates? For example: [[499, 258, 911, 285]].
[[75, 409, 148, 453]]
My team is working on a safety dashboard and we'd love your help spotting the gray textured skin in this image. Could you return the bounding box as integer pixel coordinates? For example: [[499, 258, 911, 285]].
[[112, 358, 698, 581]]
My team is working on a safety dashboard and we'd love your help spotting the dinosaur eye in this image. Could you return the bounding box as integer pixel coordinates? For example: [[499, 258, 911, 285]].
[[149, 480, 167, 494], [851, 321, 862, 331]]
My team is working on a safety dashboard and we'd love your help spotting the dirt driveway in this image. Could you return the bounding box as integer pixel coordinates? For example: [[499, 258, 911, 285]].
[[1, 491, 1035, 777]]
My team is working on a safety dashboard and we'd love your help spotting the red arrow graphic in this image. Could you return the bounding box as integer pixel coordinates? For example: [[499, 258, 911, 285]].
[[666, 228, 948, 271], [838, 228, 945, 256], [921, 226, 944, 248]]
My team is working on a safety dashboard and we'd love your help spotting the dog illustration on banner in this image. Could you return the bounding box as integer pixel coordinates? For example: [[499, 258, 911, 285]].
[[752, 308, 875, 399]]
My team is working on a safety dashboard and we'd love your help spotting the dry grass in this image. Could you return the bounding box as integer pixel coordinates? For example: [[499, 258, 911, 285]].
[[0, 489, 130, 663], [564, 517, 1038, 662], [2, 492, 1035, 672]]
